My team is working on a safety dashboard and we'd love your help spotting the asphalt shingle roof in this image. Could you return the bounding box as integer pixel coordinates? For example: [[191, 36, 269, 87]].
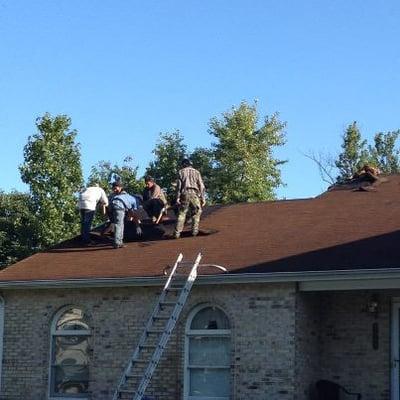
[[1, 174, 400, 282]]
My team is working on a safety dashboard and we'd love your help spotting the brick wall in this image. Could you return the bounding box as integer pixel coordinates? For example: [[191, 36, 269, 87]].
[[0, 282, 297, 400], [1, 285, 398, 400], [318, 291, 392, 400], [295, 292, 320, 400]]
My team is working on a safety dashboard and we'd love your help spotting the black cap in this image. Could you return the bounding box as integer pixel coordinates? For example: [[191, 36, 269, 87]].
[[112, 181, 123, 188], [144, 175, 155, 183], [181, 158, 192, 167]]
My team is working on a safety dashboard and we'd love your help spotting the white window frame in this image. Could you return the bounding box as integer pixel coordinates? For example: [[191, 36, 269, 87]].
[[184, 304, 231, 400], [48, 306, 91, 400]]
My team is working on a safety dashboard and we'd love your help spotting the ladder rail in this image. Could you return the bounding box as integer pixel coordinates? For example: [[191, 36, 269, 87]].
[[111, 253, 184, 400], [133, 253, 202, 400]]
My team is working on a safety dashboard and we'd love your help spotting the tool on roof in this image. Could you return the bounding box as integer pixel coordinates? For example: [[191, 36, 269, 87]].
[[112, 252, 202, 400], [154, 206, 167, 225]]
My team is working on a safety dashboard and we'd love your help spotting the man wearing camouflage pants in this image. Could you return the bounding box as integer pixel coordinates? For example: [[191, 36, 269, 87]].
[[174, 158, 206, 239]]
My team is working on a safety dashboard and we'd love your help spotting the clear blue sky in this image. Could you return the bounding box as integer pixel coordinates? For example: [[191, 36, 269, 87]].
[[1, 0, 399, 199]]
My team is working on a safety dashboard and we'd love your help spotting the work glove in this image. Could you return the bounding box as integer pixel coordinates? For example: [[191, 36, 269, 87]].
[[136, 225, 143, 237]]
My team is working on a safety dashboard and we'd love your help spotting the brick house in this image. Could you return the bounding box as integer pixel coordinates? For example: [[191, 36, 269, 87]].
[[1, 175, 400, 400]]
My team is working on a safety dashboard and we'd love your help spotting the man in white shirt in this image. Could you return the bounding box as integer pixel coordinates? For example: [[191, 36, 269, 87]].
[[78, 184, 108, 245]]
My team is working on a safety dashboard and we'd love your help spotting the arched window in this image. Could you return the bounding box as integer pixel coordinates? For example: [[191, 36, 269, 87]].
[[184, 305, 231, 400], [49, 306, 91, 398]]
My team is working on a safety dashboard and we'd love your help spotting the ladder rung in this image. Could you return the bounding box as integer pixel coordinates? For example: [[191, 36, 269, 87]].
[[125, 372, 142, 378], [132, 358, 147, 363], [147, 328, 164, 333], [139, 344, 157, 349], [153, 315, 169, 320], [166, 287, 182, 291], [160, 301, 176, 306], [118, 389, 136, 394]]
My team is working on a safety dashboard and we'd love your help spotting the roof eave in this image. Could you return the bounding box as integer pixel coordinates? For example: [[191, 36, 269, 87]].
[[2, 266, 400, 290]]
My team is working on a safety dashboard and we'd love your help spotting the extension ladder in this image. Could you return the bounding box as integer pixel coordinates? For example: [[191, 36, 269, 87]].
[[112, 252, 202, 400]]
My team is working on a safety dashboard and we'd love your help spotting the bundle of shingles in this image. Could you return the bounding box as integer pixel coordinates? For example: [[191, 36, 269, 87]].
[[329, 164, 388, 192]]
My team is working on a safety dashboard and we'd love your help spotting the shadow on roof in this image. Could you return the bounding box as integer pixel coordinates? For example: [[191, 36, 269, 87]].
[[232, 229, 400, 274]]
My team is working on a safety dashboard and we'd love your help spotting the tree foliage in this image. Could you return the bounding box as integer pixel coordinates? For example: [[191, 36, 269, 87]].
[[209, 102, 286, 203], [335, 122, 400, 182], [368, 130, 400, 174], [335, 122, 369, 182], [19, 113, 83, 246], [146, 131, 187, 200], [310, 122, 400, 185], [0, 191, 39, 268], [144, 103, 287, 205], [88, 156, 143, 195]]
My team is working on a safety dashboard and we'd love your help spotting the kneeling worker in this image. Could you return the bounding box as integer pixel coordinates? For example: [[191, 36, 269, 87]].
[[142, 176, 167, 222], [174, 158, 206, 239], [110, 181, 140, 249]]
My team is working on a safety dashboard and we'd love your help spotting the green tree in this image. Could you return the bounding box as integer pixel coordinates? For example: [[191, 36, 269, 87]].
[[146, 131, 187, 200], [88, 156, 143, 195], [0, 191, 39, 268], [209, 101, 286, 203], [335, 122, 369, 182], [19, 113, 83, 247], [368, 130, 400, 174], [310, 122, 400, 185]]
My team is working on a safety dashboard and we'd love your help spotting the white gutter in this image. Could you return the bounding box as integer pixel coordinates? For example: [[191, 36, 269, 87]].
[[1, 267, 400, 290]]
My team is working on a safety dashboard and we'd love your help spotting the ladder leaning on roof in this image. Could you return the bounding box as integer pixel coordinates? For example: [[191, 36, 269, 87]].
[[112, 252, 203, 400]]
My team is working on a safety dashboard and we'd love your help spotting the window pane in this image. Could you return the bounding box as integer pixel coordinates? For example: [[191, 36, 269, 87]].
[[56, 308, 90, 331], [189, 337, 230, 366], [190, 307, 230, 330], [190, 368, 230, 397], [52, 336, 90, 395], [55, 336, 90, 366], [51, 365, 89, 394]]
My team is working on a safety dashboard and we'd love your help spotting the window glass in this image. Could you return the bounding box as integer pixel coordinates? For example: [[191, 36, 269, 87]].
[[50, 307, 90, 398], [189, 369, 230, 397], [190, 307, 230, 330], [51, 364, 89, 395], [186, 306, 231, 399], [56, 308, 90, 331], [189, 337, 230, 365]]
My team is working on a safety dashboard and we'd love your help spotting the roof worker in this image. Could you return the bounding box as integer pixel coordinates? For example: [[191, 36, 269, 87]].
[[110, 181, 141, 249], [142, 176, 167, 223], [173, 158, 206, 239], [78, 183, 108, 246]]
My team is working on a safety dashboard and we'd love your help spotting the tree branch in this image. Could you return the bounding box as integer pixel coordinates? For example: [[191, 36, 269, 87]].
[[303, 151, 336, 186]]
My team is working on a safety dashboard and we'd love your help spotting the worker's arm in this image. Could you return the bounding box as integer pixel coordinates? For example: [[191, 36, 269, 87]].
[[100, 188, 109, 206], [175, 175, 182, 205], [197, 172, 206, 206]]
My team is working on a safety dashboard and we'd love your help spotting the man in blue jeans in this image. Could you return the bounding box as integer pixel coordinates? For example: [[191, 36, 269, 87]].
[[110, 181, 141, 249]]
